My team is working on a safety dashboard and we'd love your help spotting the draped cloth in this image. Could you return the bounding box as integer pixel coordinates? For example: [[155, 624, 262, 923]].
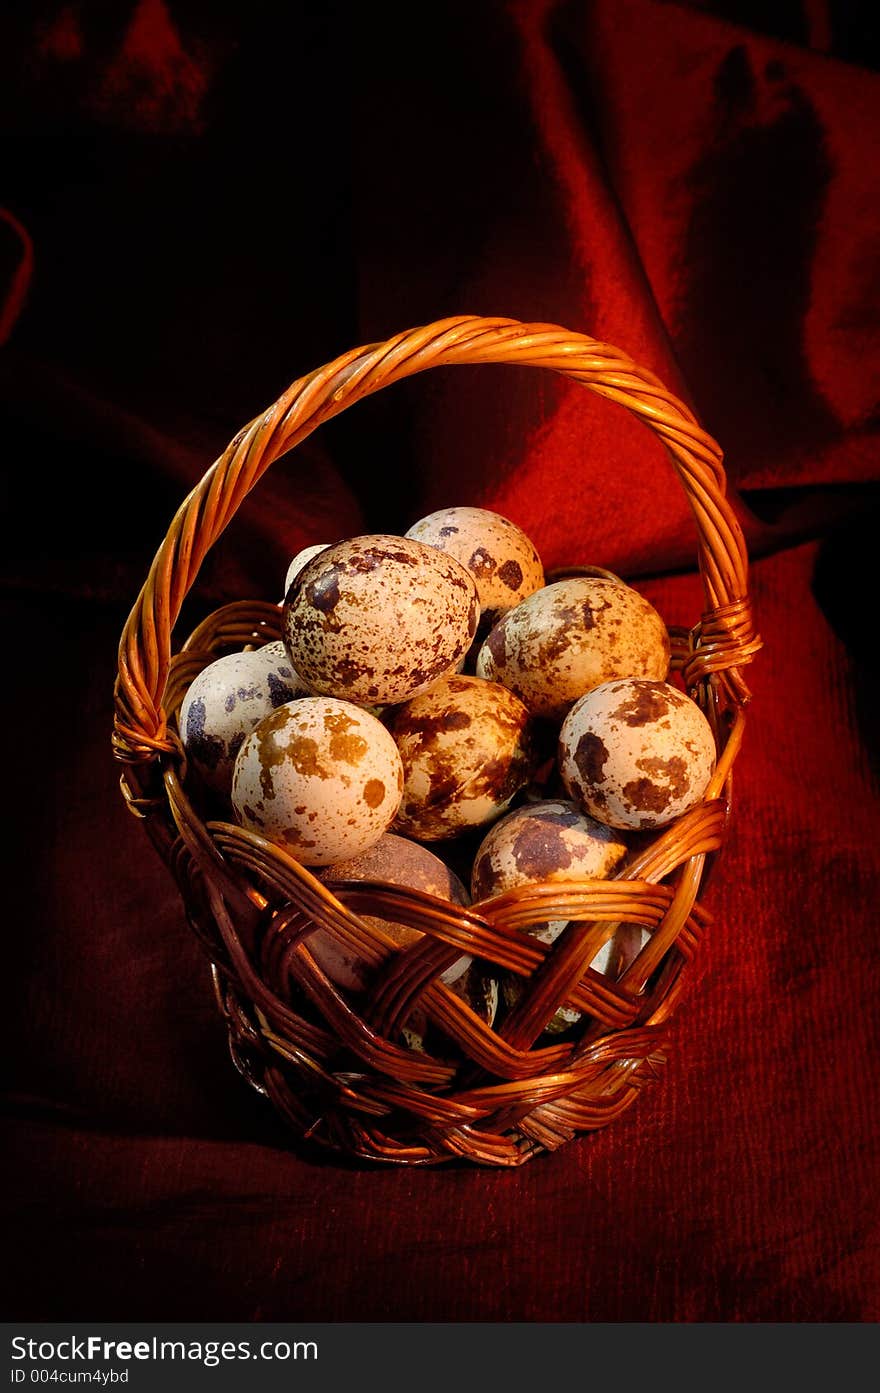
[[2, 0, 878, 1321]]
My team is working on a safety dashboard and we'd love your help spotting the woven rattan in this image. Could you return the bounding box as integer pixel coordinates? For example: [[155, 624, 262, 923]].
[[113, 315, 761, 1166]]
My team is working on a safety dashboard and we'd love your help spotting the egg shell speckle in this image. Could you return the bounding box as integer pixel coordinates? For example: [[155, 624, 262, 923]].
[[476, 577, 671, 722], [405, 506, 544, 631], [471, 799, 628, 910], [559, 678, 717, 830], [390, 674, 537, 841], [231, 697, 404, 865], [471, 799, 635, 1032], [314, 833, 471, 991], [179, 643, 310, 795], [282, 534, 480, 706]]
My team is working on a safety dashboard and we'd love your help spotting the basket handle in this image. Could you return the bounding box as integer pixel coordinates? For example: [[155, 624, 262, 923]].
[[113, 315, 760, 764]]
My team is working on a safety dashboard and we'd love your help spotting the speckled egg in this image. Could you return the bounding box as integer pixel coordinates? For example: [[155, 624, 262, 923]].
[[284, 543, 331, 599], [282, 534, 480, 706], [471, 799, 635, 1033], [179, 642, 310, 795], [231, 697, 404, 865], [313, 833, 471, 991], [476, 577, 671, 722], [471, 799, 628, 912], [559, 678, 716, 830], [389, 674, 536, 841], [405, 506, 544, 631]]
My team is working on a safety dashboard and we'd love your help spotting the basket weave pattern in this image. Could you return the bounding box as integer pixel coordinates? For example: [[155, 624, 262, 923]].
[[113, 316, 761, 1166]]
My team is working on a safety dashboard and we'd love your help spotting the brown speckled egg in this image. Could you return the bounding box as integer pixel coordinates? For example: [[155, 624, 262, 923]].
[[471, 799, 628, 909], [471, 799, 634, 1033], [476, 577, 670, 722], [405, 506, 544, 631], [314, 833, 471, 991], [559, 678, 716, 830], [179, 643, 310, 795], [282, 534, 480, 706], [284, 543, 331, 599], [231, 697, 404, 865], [390, 674, 537, 840]]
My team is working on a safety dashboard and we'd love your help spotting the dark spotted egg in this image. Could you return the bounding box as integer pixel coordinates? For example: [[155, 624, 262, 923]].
[[559, 678, 716, 830], [282, 534, 480, 706], [471, 799, 645, 1034], [179, 642, 309, 795], [389, 674, 537, 840], [405, 506, 544, 632], [231, 697, 404, 865], [476, 577, 670, 723], [471, 799, 628, 909]]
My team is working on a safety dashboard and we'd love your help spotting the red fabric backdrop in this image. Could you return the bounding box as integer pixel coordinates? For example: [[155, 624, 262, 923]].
[[2, 0, 879, 1321]]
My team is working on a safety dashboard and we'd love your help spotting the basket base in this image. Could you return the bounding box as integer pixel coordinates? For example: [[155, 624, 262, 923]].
[[216, 973, 668, 1168]]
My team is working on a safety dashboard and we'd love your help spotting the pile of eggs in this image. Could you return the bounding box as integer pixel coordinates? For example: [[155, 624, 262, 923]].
[[177, 506, 716, 1050]]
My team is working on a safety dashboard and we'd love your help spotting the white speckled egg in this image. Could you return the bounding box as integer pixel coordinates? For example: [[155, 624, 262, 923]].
[[389, 674, 537, 840], [471, 799, 636, 1033], [284, 543, 331, 599], [179, 643, 310, 795], [282, 534, 480, 706], [314, 833, 471, 991], [231, 697, 404, 865], [559, 678, 716, 830], [476, 577, 671, 722], [405, 506, 544, 631]]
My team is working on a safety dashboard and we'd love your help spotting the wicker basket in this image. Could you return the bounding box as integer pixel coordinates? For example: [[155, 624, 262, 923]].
[[113, 315, 761, 1167]]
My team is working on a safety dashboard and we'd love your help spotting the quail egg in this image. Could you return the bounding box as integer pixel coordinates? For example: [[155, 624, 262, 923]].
[[282, 534, 480, 706], [179, 642, 310, 795], [471, 799, 638, 1033], [314, 833, 472, 990], [476, 577, 670, 722], [390, 674, 537, 840], [405, 506, 544, 631], [231, 696, 404, 865], [559, 677, 716, 830]]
